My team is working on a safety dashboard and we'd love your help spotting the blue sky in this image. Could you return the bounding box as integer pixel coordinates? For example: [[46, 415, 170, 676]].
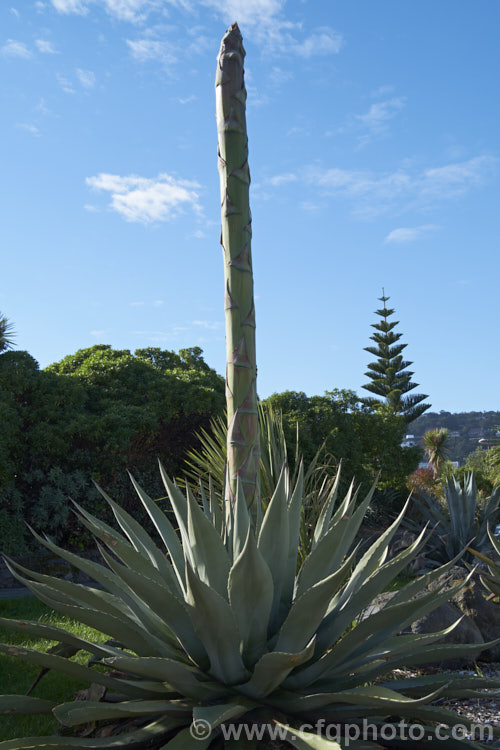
[[2, 0, 499, 412]]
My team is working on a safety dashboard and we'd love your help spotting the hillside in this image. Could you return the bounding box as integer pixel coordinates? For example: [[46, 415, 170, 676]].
[[409, 410, 500, 465]]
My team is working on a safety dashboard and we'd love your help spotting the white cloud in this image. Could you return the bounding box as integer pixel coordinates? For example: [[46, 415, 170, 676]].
[[90, 329, 107, 337], [76, 68, 96, 88], [51, 0, 88, 13], [268, 172, 298, 187], [384, 224, 439, 244], [200, 1, 343, 57], [51, 0, 157, 22], [35, 39, 58, 53], [355, 97, 406, 130], [178, 94, 196, 104], [37, 98, 52, 115], [370, 84, 395, 98], [153, 300, 164, 307], [126, 38, 178, 66], [86, 172, 202, 223], [420, 157, 494, 198], [56, 73, 75, 93], [1, 39, 32, 58], [10, 8, 20, 18], [16, 122, 40, 136], [193, 320, 222, 330], [292, 28, 343, 57], [201, 0, 285, 28], [301, 156, 496, 218]]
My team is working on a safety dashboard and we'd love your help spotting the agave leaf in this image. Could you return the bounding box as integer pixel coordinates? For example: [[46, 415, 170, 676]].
[[316, 525, 430, 653], [322, 618, 466, 681], [258, 467, 290, 629], [97, 545, 208, 667], [383, 673, 500, 695], [159, 461, 188, 534], [193, 701, 250, 729], [335, 499, 409, 604], [232, 478, 250, 561], [281, 463, 305, 610], [281, 684, 445, 712], [72, 505, 174, 591], [54, 699, 190, 727], [355, 617, 464, 663], [209, 474, 223, 535], [93, 483, 176, 584], [185, 481, 231, 598], [276, 556, 356, 655], [103, 655, 226, 701], [0, 717, 187, 749], [297, 485, 373, 598], [355, 639, 500, 685], [185, 563, 249, 685], [0, 695, 55, 715], [0, 616, 124, 660], [274, 722, 342, 750], [477, 485, 500, 549], [20, 527, 168, 626], [5, 556, 129, 619], [4, 560, 165, 655], [6, 571, 161, 658], [128, 472, 185, 593], [311, 466, 342, 549], [228, 526, 274, 664], [0, 643, 162, 698], [388, 550, 466, 607], [239, 637, 316, 698], [162, 726, 213, 749], [291, 572, 476, 688]]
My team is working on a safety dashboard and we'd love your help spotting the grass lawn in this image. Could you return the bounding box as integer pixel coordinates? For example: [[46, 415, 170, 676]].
[[0, 595, 108, 742]]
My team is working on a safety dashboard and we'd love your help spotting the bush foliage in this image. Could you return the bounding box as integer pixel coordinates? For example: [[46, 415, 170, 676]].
[[0, 345, 225, 553]]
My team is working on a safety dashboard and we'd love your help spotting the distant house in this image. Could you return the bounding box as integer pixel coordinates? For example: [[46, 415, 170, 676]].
[[468, 427, 484, 439], [401, 434, 417, 448]]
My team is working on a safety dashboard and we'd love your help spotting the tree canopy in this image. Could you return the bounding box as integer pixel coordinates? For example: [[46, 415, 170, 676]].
[[0, 345, 225, 553], [362, 291, 430, 423]]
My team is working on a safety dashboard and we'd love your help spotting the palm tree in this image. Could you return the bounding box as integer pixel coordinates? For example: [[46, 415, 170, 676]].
[[0, 312, 15, 353], [423, 427, 450, 477]]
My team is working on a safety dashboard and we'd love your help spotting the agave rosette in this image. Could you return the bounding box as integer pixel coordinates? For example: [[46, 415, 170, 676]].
[[1, 465, 500, 749]]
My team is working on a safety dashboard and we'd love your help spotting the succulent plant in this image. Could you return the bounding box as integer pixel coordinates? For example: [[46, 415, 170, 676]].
[[470, 525, 500, 599], [408, 472, 500, 568], [1, 23, 500, 750], [2, 466, 500, 748], [183, 401, 335, 562]]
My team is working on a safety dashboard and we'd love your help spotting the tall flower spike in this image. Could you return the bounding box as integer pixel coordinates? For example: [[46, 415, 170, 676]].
[[216, 23, 260, 510]]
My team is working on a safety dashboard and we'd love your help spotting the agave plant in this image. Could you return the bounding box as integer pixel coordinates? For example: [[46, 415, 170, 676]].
[[2, 466, 500, 748], [183, 402, 336, 562], [408, 472, 500, 568], [470, 525, 500, 599], [1, 22, 500, 750]]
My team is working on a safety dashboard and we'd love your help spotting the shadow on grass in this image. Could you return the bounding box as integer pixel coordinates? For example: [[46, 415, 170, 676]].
[[0, 595, 107, 742]]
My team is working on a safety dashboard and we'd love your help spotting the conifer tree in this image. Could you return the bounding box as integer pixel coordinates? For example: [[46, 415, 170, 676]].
[[362, 290, 430, 423]]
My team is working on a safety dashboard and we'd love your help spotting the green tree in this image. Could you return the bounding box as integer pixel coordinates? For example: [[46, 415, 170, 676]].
[[0, 345, 225, 552], [263, 390, 420, 497], [362, 290, 430, 423], [423, 427, 450, 477], [0, 311, 15, 352]]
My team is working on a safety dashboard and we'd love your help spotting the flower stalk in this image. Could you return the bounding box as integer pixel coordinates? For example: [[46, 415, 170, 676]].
[[216, 23, 259, 509]]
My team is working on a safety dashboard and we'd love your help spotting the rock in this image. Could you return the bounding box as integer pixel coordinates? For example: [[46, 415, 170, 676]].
[[407, 601, 484, 669], [429, 565, 500, 662]]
